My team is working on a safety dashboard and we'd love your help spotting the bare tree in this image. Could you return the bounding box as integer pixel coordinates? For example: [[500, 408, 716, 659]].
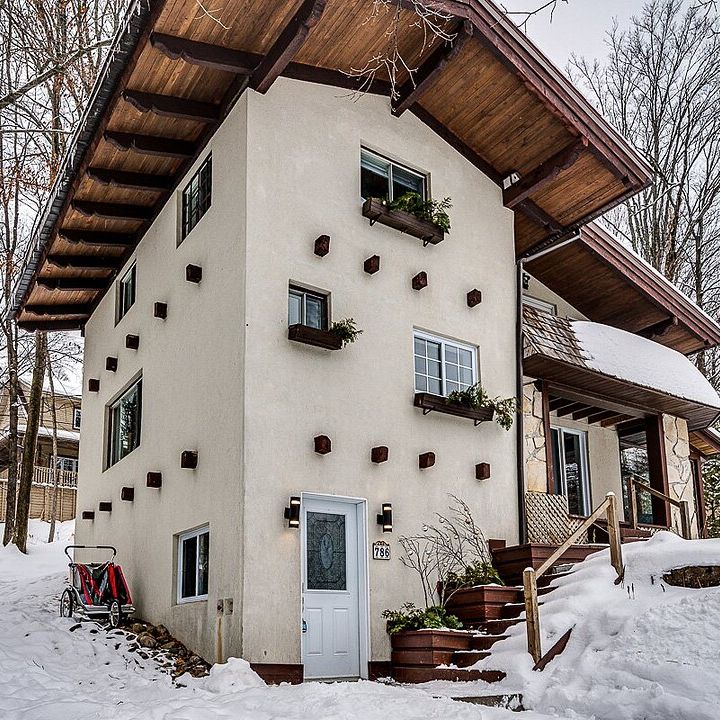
[[45, 347, 60, 543]]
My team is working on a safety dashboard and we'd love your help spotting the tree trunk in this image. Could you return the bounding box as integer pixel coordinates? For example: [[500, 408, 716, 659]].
[[12, 331, 47, 553], [46, 348, 60, 542], [2, 324, 19, 545]]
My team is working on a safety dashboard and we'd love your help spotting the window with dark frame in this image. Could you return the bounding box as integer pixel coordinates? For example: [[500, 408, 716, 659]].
[[182, 154, 212, 240], [107, 378, 142, 467], [288, 286, 328, 330], [73, 407, 81, 429], [116, 264, 136, 322], [360, 148, 426, 202], [177, 527, 209, 602]]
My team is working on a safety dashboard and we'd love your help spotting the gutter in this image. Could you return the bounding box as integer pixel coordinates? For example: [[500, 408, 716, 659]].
[[7, 0, 153, 321]]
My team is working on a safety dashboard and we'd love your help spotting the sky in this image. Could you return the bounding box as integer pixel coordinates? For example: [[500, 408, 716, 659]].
[[500, 0, 647, 69]]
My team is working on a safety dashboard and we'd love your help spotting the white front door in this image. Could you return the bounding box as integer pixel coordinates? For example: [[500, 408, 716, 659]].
[[302, 497, 364, 680]]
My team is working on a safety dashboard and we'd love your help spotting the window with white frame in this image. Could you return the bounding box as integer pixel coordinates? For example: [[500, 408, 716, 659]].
[[360, 148, 426, 202], [116, 263, 136, 322], [413, 331, 478, 397], [177, 526, 209, 603], [50, 455, 79, 473], [107, 378, 142, 467], [551, 427, 591, 516], [523, 295, 557, 315], [288, 285, 328, 330], [73, 407, 81, 429]]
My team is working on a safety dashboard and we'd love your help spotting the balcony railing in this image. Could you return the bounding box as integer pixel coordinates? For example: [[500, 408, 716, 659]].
[[0, 464, 78, 488]]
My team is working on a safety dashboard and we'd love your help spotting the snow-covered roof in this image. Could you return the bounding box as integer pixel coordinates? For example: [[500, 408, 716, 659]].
[[13, 425, 80, 443]]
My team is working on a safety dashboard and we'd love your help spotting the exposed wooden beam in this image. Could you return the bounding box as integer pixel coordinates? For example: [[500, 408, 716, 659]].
[[37, 277, 109, 291], [556, 401, 586, 417], [549, 397, 577, 413], [87, 167, 172, 192], [58, 229, 136, 247], [572, 405, 604, 421], [251, 0, 326, 94], [283, 63, 391, 95], [150, 32, 260, 74], [72, 200, 153, 220], [601, 414, 633, 428], [638, 315, 679, 340], [392, 22, 472, 116], [46, 255, 120, 270], [587, 409, 621, 424], [104, 131, 196, 158], [504, 138, 588, 209], [122, 90, 219, 122], [517, 199, 564, 235], [25, 303, 93, 317]]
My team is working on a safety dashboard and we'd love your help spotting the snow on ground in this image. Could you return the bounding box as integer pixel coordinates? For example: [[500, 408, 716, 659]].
[[0, 521, 556, 720]]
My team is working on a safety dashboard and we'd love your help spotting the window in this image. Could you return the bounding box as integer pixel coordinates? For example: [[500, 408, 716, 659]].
[[116, 264, 136, 322], [288, 286, 328, 330], [413, 331, 477, 396], [50, 456, 79, 474], [523, 296, 556, 315], [107, 378, 142, 467], [551, 427, 591, 516], [361, 148, 426, 202], [181, 154, 212, 240], [73, 407, 81, 429], [177, 526, 209, 603]]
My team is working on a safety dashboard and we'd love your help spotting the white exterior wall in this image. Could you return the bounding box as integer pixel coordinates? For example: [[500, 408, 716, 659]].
[[76, 78, 519, 670]]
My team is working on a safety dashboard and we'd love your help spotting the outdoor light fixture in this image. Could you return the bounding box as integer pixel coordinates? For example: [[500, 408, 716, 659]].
[[377, 503, 393, 533], [284, 496, 301, 528]]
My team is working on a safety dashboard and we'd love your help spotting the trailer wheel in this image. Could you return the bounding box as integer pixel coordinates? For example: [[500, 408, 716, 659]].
[[108, 600, 122, 629], [60, 589, 74, 619]]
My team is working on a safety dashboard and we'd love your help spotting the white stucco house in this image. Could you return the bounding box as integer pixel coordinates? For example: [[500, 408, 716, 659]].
[[10, 0, 720, 683]]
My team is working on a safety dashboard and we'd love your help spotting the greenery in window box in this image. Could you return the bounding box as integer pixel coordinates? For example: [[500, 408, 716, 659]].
[[382, 602, 462, 635], [386, 191, 452, 233], [447, 383, 517, 430], [331, 318, 363, 347]]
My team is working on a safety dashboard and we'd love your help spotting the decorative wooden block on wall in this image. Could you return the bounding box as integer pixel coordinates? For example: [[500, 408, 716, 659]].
[[81, 511, 95, 520], [475, 462, 491, 480], [88, 378, 100, 392], [154, 302, 168, 319], [364, 255, 381, 274], [125, 334, 140, 350], [467, 289, 483, 308], [314, 235, 331, 257], [181, 450, 198, 469], [99, 501, 112, 512], [412, 272, 428, 291], [121, 487, 135, 501], [146, 471, 162, 488], [105, 356, 118, 372], [371, 446, 389, 463], [186, 264, 203, 283], [314, 435, 332, 455], [419, 451, 436, 469]]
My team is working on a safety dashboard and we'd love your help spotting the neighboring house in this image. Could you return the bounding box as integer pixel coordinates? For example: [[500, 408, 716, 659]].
[[7, 0, 720, 683], [0, 380, 80, 522]]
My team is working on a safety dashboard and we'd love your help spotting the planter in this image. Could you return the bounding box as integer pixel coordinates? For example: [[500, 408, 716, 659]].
[[445, 585, 520, 625], [288, 324, 343, 350], [414, 392, 494, 425], [362, 197, 445, 246]]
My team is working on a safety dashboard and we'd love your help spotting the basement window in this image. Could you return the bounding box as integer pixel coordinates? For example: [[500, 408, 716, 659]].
[[177, 526, 209, 603], [361, 148, 426, 202], [107, 378, 142, 467], [181, 154, 212, 241], [116, 264, 136, 323]]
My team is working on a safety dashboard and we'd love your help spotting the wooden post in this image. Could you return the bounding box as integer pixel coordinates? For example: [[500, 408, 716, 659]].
[[628, 479, 638, 529], [679, 500, 691, 539], [523, 567, 542, 664], [606, 492, 623, 578]]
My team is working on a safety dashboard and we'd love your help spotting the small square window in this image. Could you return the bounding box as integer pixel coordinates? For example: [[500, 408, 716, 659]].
[[177, 527, 209, 603], [361, 148, 426, 202], [72, 407, 81, 429], [288, 286, 328, 330], [181, 154, 212, 241], [413, 331, 478, 397], [107, 378, 142, 467], [116, 264, 136, 323]]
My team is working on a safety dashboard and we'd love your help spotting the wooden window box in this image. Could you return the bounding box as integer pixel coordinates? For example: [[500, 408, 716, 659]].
[[288, 323, 342, 351], [362, 197, 445, 246], [414, 392, 494, 426]]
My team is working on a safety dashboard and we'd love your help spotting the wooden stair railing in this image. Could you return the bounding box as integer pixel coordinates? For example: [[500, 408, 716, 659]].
[[628, 474, 690, 540], [523, 492, 623, 664]]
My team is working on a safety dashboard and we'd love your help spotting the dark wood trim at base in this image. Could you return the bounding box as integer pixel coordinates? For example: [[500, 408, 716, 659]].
[[368, 661, 393, 680], [250, 663, 304, 685]]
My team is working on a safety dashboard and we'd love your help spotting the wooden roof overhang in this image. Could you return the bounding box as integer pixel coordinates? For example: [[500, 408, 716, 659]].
[[689, 429, 720, 458], [526, 223, 720, 356], [10, 0, 652, 330]]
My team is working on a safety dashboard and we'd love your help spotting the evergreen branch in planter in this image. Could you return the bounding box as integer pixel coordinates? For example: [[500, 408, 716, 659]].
[[382, 602, 462, 634], [387, 191, 452, 233], [331, 318, 363, 347], [447, 383, 517, 430]]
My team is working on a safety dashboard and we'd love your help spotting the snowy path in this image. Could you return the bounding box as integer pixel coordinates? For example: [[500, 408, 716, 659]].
[[0, 522, 555, 720]]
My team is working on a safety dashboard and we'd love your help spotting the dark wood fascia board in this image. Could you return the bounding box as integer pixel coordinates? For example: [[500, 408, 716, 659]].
[[638, 315, 679, 339], [18, 319, 86, 332], [251, 0, 327, 94], [46, 254, 121, 270], [282, 63, 391, 96], [57, 229, 137, 247], [149, 32, 260, 74], [121, 89, 219, 122], [71, 199, 153, 220], [86, 167, 172, 191], [504, 138, 588, 209], [37, 277, 109, 291], [392, 21, 472, 117], [25, 303, 93, 317], [104, 131, 196, 158]]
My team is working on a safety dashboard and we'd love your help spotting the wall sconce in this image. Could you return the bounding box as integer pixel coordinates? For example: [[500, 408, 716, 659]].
[[284, 496, 301, 528], [377, 503, 393, 533]]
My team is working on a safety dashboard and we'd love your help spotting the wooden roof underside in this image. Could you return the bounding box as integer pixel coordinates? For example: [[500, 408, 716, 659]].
[[689, 429, 720, 457], [13, 0, 652, 329]]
